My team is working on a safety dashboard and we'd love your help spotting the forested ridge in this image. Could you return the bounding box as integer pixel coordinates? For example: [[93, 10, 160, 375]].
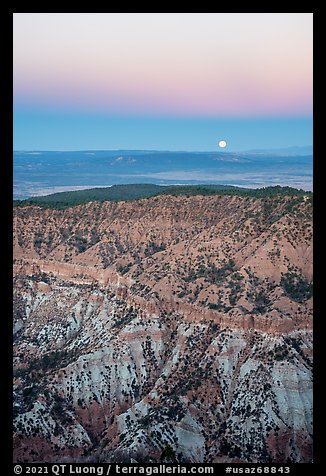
[[13, 183, 312, 210]]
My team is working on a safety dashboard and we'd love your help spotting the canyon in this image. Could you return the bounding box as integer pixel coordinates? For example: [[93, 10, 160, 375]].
[[13, 193, 313, 463]]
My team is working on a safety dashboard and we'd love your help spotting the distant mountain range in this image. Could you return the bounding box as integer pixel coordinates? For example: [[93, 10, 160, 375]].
[[15, 145, 313, 155], [13, 148, 313, 200], [241, 145, 313, 156]]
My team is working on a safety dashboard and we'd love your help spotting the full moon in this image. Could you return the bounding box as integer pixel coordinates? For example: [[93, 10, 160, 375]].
[[218, 140, 227, 148]]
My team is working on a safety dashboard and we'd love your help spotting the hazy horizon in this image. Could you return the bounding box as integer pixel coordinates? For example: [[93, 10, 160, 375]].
[[13, 144, 313, 153], [13, 149, 313, 200], [13, 14, 313, 195]]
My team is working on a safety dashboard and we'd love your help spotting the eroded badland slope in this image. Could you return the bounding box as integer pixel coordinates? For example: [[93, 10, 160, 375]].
[[13, 193, 313, 463]]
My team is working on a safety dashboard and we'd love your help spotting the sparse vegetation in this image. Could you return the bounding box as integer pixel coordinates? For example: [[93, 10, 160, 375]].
[[280, 270, 313, 302], [13, 188, 313, 464]]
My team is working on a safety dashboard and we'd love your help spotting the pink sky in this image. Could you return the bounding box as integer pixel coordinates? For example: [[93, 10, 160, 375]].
[[13, 13, 313, 117]]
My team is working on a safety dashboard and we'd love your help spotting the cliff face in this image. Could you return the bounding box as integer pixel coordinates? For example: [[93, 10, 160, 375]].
[[13, 194, 313, 463]]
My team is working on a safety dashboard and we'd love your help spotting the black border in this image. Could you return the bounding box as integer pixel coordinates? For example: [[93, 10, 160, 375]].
[[2, 7, 14, 475]]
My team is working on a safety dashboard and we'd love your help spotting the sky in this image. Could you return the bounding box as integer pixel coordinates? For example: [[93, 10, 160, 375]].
[[13, 13, 313, 151]]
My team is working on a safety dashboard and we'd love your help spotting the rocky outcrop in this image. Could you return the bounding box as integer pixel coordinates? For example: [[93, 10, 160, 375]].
[[13, 194, 313, 463]]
